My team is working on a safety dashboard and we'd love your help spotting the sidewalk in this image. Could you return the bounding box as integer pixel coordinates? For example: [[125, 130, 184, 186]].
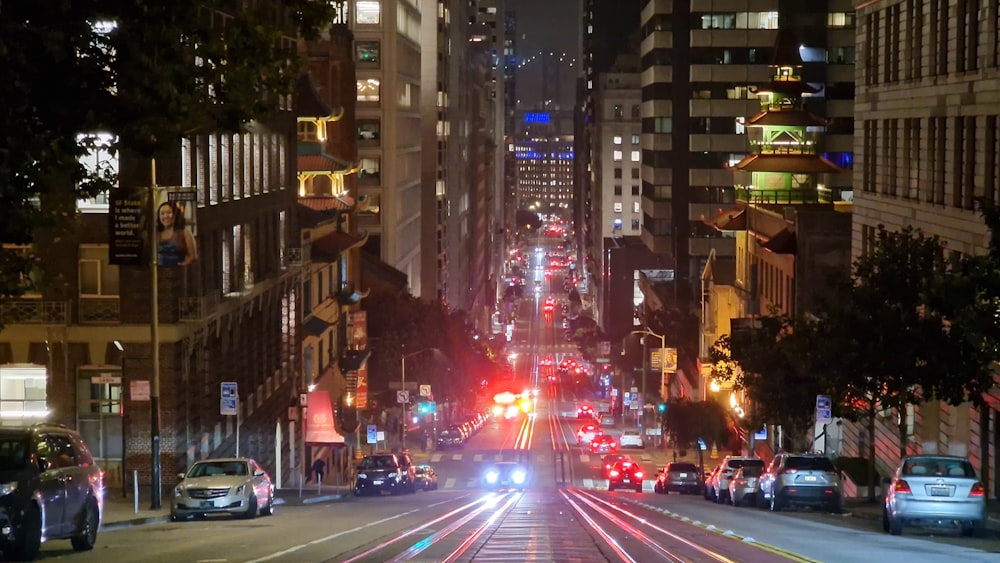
[[843, 497, 1000, 530], [100, 485, 350, 531]]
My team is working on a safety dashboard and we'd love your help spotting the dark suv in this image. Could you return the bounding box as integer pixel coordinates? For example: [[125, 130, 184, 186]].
[[0, 424, 104, 561], [354, 453, 416, 496]]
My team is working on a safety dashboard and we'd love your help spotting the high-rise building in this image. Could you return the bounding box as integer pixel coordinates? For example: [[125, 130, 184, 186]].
[[515, 131, 575, 211], [349, 0, 426, 296], [854, 0, 1000, 490], [637, 0, 855, 379]]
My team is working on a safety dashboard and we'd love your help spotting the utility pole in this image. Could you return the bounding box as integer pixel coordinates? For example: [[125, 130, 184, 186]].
[[148, 159, 162, 510]]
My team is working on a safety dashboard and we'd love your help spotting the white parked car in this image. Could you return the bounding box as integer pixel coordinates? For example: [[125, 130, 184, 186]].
[[619, 429, 645, 449], [171, 458, 275, 520]]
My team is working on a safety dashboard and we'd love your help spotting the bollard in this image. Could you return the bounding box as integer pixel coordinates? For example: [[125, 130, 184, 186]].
[[317, 474, 322, 495], [133, 470, 139, 514], [298, 467, 304, 499]]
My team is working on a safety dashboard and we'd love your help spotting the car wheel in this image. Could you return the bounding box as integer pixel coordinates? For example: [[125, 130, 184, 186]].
[[9, 502, 41, 562], [881, 509, 890, 533], [170, 513, 186, 522], [260, 493, 274, 516], [961, 520, 986, 538], [243, 494, 258, 519], [731, 494, 740, 507], [714, 489, 725, 504], [71, 498, 100, 551], [888, 513, 902, 536]]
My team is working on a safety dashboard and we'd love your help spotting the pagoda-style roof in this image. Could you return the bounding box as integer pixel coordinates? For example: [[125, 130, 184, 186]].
[[731, 153, 842, 173], [751, 80, 820, 96], [771, 29, 803, 67], [703, 206, 746, 232], [761, 228, 797, 254], [298, 194, 356, 213], [745, 110, 829, 128], [295, 73, 335, 119], [311, 229, 369, 262], [298, 153, 353, 173]]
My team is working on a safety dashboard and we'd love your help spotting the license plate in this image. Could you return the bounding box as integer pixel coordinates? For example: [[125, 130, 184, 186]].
[[679, 473, 688, 478], [200, 501, 214, 509], [929, 486, 950, 497], [373, 480, 383, 485], [804, 476, 817, 482]]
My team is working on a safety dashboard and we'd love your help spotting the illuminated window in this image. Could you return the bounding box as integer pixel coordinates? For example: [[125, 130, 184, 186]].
[[0, 366, 48, 422], [613, 150, 623, 161], [630, 150, 640, 162], [357, 79, 380, 102], [357, 1, 381, 25], [634, 201, 641, 213], [614, 202, 623, 212], [78, 245, 119, 297], [613, 136, 622, 145], [357, 42, 380, 66]]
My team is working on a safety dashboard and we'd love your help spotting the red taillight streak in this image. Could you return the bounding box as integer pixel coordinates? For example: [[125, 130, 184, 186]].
[[894, 480, 912, 494], [634, 472, 644, 479]]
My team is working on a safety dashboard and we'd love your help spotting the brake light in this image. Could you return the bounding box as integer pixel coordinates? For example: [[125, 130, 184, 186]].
[[780, 468, 797, 475], [634, 471, 644, 479], [609, 470, 619, 477], [893, 479, 912, 494], [970, 482, 985, 497]]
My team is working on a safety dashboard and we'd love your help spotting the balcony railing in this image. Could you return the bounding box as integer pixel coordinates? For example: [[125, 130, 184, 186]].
[[0, 300, 68, 325], [179, 294, 221, 321], [78, 296, 120, 324], [735, 187, 848, 205]]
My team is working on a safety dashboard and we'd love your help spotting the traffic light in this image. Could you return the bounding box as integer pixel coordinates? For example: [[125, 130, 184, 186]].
[[418, 402, 429, 414], [657, 402, 667, 414]]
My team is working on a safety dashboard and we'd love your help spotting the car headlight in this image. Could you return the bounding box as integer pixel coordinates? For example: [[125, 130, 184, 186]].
[[173, 485, 184, 497], [486, 471, 499, 484], [357, 473, 368, 479], [0, 482, 17, 497], [512, 471, 527, 485], [235, 484, 246, 495]]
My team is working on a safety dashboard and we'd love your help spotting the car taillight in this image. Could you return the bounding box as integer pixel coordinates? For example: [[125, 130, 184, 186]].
[[634, 471, 644, 479], [970, 482, 985, 497], [609, 470, 619, 477], [780, 468, 797, 475], [734, 479, 744, 486], [893, 479, 912, 494]]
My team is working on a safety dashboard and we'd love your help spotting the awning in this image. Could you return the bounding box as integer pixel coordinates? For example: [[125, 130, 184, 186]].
[[731, 154, 842, 173], [761, 229, 797, 254], [298, 195, 357, 213], [303, 315, 333, 337], [304, 390, 346, 444], [310, 230, 369, 262]]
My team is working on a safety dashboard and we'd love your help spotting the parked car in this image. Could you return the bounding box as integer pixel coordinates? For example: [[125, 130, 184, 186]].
[[0, 424, 105, 561], [598, 412, 615, 427], [484, 462, 529, 491], [171, 458, 274, 520], [711, 456, 764, 504], [703, 465, 722, 501], [608, 459, 644, 492], [883, 455, 986, 536], [619, 429, 645, 449], [414, 464, 439, 491], [589, 434, 619, 454], [758, 452, 842, 512], [655, 462, 702, 494], [354, 453, 415, 496], [728, 465, 764, 507]]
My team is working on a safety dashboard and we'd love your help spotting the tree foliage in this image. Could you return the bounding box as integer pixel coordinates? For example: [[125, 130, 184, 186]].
[[0, 1, 334, 301], [661, 399, 730, 454]]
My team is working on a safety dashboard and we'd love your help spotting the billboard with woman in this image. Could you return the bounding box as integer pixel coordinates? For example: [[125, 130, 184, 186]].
[[155, 189, 198, 267]]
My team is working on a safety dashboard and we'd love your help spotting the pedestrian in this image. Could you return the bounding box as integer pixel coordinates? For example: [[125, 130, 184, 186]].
[[672, 451, 678, 463], [312, 458, 326, 484], [419, 430, 428, 452]]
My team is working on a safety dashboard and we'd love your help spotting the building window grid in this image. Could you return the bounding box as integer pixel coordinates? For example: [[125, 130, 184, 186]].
[[987, 116, 999, 205]]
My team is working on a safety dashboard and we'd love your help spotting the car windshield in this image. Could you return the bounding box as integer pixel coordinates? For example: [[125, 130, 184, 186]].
[[738, 466, 763, 477], [903, 458, 976, 477], [728, 459, 763, 469], [0, 437, 28, 471], [189, 461, 248, 477], [360, 456, 396, 469], [669, 463, 698, 472], [784, 456, 835, 471]]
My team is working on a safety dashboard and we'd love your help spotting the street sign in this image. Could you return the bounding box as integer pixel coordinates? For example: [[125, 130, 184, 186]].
[[221, 382, 238, 399], [130, 380, 150, 401], [221, 397, 238, 416], [367, 425, 377, 444], [419, 384, 431, 397], [397, 390, 410, 404], [754, 426, 768, 440], [623, 392, 631, 406], [376, 431, 385, 442], [629, 392, 640, 410], [91, 374, 121, 385], [815, 394, 832, 424]]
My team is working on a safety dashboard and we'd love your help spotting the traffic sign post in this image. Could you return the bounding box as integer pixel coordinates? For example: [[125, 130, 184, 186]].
[[221, 382, 240, 456], [367, 424, 377, 445], [815, 394, 832, 424], [397, 390, 410, 404], [419, 385, 431, 397]]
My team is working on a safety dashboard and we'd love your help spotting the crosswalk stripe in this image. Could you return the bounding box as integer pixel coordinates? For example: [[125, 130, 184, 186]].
[[580, 454, 590, 463], [473, 454, 483, 462], [444, 477, 457, 489], [583, 478, 595, 489], [452, 454, 462, 461], [431, 454, 443, 462], [494, 454, 503, 461]]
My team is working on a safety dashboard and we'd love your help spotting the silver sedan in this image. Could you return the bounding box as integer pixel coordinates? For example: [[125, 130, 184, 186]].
[[883, 455, 985, 536], [171, 458, 275, 520]]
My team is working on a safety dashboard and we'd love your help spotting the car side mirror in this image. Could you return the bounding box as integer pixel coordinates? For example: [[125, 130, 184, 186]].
[[177, 472, 186, 480], [254, 470, 265, 477]]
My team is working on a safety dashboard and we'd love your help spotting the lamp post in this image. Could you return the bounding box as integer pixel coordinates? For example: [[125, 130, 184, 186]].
[[400, 347, 441, 449], [628, 329, 665, 432]]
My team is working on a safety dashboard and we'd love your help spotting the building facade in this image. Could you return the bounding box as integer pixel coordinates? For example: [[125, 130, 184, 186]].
[[853, 0, 1000, 495]]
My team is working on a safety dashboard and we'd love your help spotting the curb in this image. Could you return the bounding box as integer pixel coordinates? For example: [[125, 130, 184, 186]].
[[100, 498, 295, 531]]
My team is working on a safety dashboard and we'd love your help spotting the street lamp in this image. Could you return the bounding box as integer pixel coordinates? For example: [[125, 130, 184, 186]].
[[628, 329, 666, 432], [400, 347, 441, 449]]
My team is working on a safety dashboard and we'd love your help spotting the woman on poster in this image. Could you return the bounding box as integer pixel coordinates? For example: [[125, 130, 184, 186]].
[[157, 201, 198, 267]]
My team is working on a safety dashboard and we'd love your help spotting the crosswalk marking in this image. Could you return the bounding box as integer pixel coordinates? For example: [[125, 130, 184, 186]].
[[444, 477, 457, 489], [473, 454, 484, 462], [580, 454, 590, 463], [452, 454, 462, 461], [431, 454, 443, 462]]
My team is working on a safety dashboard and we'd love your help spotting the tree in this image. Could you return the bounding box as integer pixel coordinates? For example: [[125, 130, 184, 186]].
[[661, 399, 730, 470], [0, 2, 334, 305], [709, 314, 831, 451]]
